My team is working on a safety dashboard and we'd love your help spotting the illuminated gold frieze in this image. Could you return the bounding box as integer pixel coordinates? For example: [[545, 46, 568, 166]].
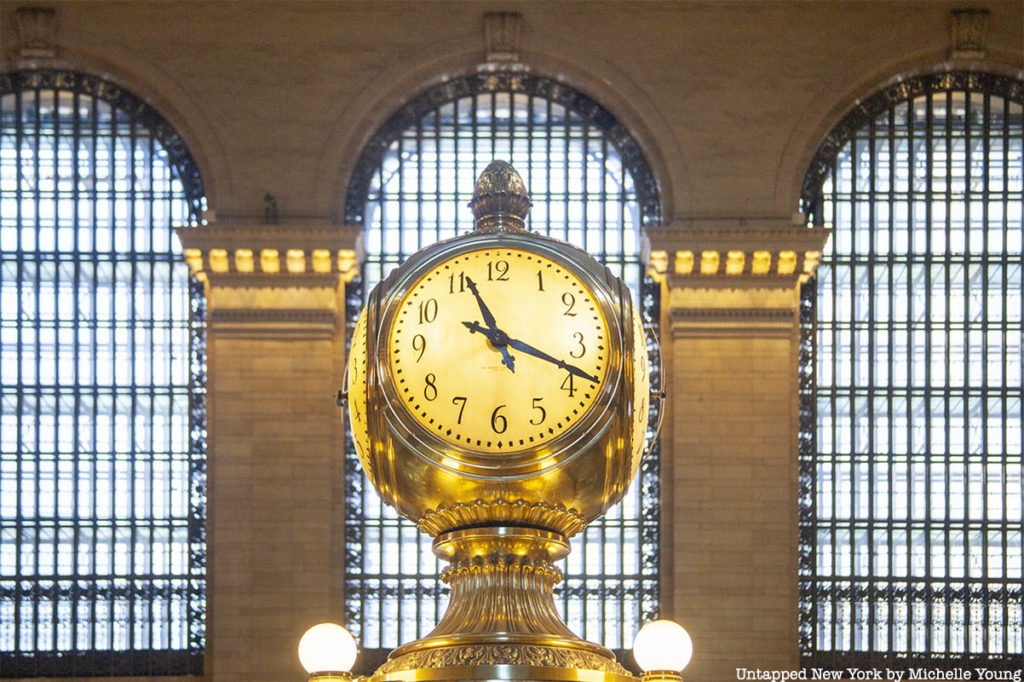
[[674, 250, 694, 274], [699, 250, 719, 274], [725, 250, 745, 274], [752, 250, 772, 274], [286, 249, 305, 273], [260, 248, 280, 273], [644, 218, 829, 284], [208, 248, 229, 273], [174, 222, 362, 338], [234, 249, 255, 273]]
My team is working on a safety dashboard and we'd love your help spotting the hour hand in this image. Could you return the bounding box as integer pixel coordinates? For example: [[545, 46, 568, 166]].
[[462, 320, 516, 373], [505, 336, 599, 384]]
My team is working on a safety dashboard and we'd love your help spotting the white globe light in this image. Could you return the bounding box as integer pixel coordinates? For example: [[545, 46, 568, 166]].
[[297, 622, 357, 674], [632, 619, 693, 672]]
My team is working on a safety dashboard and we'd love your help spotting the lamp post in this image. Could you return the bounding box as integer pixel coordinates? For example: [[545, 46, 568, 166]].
[[298, 623, 358, 682], [632, 620, 694, 682]]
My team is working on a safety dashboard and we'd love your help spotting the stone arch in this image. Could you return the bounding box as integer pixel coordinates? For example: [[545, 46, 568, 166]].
[[342, 70, 663, 228]]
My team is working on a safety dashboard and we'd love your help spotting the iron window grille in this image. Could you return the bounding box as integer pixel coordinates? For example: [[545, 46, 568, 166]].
[[343, 72, 662, 673], [0, 70, 207, 677], [799, 72, 1023, 670]]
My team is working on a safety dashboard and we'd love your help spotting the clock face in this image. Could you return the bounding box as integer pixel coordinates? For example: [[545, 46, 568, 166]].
[[386, 247, 610, 455]]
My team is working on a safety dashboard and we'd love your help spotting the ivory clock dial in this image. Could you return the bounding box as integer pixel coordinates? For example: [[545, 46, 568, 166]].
[[387, 247, 610, 454]]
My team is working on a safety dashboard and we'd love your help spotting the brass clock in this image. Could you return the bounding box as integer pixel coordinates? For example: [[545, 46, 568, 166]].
[[345, 159, 653, 528]]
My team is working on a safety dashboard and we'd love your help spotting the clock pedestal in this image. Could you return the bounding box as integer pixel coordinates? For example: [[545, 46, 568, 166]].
[[373, 526, 630, 680]]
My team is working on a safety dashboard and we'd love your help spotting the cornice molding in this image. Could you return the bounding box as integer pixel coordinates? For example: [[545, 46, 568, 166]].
[[204, 272, 343, 290], [669, 306, 797, 340], [175, 220, 362, 252], [661, 272, 806, 290], [646, 220, 830, 289], [671, 307, 796, 321], [207, 308, 338, 339], [647, 220, 830, 252], [175, 220, 361, 287]]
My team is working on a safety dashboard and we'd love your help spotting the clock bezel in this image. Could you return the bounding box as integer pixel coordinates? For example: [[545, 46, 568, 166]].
[[369, 230, 629, 479]]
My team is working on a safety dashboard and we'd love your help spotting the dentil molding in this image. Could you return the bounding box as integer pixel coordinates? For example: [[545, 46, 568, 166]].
[[175, 220, 361, 338], [647, 218, 829, 338]]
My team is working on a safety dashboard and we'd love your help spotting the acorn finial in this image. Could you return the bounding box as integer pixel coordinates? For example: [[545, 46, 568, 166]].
[[469, 160, 531, 232]]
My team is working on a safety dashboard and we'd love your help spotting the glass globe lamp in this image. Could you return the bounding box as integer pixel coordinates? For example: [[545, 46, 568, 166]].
[[298, 622, 357, 681], [632, 619, 693, 681]]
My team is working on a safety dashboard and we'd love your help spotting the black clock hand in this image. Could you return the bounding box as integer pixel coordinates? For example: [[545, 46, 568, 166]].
[[464, 276, 500, 331], [505, 336, 599, 384], [463, 277, 515, 372], [461, 320, 516, 373], [463, 321, 596, 383]]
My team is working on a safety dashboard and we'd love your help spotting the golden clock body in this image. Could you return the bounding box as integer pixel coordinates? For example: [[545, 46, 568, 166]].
[[347, 229, 649, 536]]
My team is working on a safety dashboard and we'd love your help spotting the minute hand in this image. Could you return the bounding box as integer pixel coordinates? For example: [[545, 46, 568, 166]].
[[464, 276, 499, 330], [505, 337, 599, 384]]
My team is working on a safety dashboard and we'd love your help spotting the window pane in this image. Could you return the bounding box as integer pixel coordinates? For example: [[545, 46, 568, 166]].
[[343, 73, 661, 667], [0, 71, 206, 677], [799, 73, 1024, 669]]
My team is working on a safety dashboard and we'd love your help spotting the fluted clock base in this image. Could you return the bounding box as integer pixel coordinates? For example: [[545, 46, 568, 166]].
[[371, 646, 634, 681], [368, 527, 631, 682]]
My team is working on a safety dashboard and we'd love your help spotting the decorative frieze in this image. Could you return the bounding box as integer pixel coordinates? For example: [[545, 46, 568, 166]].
[[175, 220, 361, 338], [647, 219, 830, 338], [176, 221, 360, 284], [647, 219, 828, 287]]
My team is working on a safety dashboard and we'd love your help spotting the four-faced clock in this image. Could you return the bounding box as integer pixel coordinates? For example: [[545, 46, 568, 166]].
[[344, 160, 654, 528], [386, 246, 610, 454]]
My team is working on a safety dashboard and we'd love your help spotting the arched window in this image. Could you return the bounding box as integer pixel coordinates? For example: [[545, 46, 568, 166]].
[[799, 72, 1023, 669], [0, 71, 206, 676], [343, 72, 662, 670]]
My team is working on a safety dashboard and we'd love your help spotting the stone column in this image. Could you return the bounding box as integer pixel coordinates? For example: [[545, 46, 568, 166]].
[[176, 221, 360, 682], [648, 220, 828, 681]]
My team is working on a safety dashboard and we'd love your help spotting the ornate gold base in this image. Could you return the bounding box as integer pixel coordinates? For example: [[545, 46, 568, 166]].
[[369, 527, 632, 682], [374, 642, 631, 678], [418, 500, 587, 538], [370, 665, 635, 682]]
